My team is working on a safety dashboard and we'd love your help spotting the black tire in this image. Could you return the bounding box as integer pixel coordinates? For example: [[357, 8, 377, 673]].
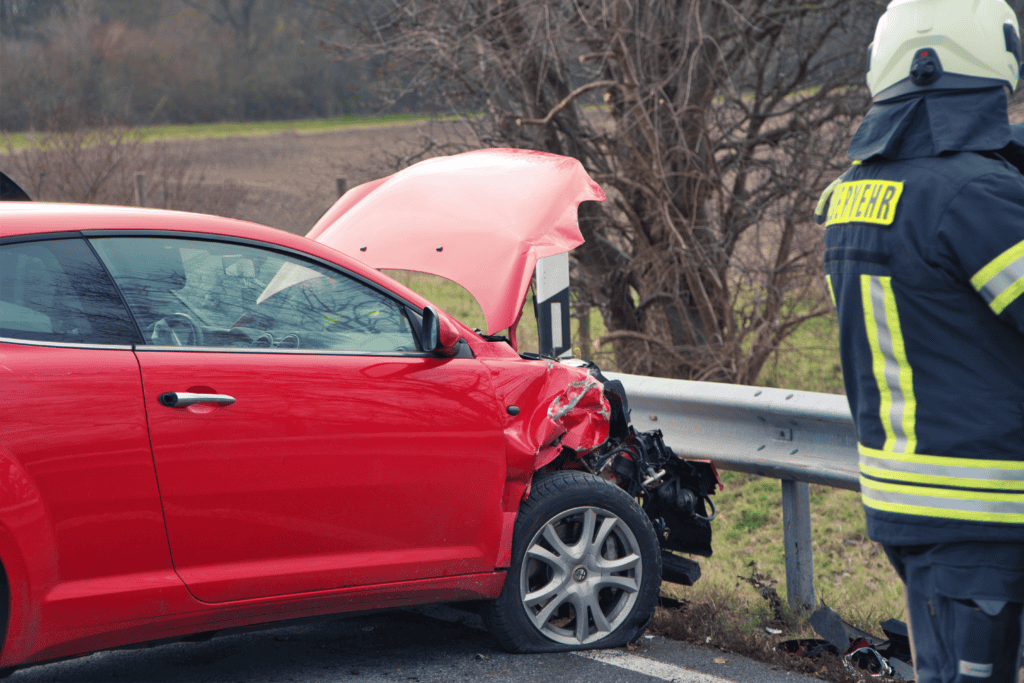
[[482, 471, 661, 653]]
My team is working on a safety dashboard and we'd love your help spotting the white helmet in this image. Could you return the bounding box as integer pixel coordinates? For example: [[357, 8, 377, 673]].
[[866, 0, 1022, 101]]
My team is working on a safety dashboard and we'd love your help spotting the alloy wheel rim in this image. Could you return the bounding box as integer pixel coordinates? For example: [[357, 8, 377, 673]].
[[519, 505, 642, 645]]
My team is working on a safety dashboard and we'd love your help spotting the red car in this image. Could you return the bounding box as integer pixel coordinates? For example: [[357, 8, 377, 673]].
[[0, 152, 716, 675]]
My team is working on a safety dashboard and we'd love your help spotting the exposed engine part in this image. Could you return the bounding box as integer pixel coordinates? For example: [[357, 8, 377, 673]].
[[573, 363, 720, 561], [660, 552, 702, 586]]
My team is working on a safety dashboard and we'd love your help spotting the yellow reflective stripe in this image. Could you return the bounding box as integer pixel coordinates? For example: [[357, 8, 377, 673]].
[[970, 239, 1024, 314], [861, 275, 916, 453], [816, 175, 845, 220], [860, 464, 1024, 491], [862, 275, 895, 450], [825, 274, 836, 307], [991, 277, 1024, 314], [859, 442, 1024, 472], [861, 476, 1024, 524], [883, 280, 916, 453], [970, 239, 1024, 289]]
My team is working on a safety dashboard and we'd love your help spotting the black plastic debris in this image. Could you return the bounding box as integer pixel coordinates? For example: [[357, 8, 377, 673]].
[[778, 638, 838, 658], [809, 602, 882, 651], [879, 619, 908, 640], [657, 595, 688, 611], [778, 603, 916, 680], [888, 657, 915, 680], [661, 552, 701, 586], [809, 604, 852, 652]]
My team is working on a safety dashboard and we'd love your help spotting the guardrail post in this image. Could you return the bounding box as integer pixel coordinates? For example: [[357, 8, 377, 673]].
[[781, 479, 815, 615]]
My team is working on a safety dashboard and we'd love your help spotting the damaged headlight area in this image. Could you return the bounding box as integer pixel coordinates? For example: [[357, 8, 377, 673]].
[[550, 362, 721, 588]]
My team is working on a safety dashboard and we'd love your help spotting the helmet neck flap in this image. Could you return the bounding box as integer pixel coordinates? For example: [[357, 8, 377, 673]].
[[848, 87, 1013, 161]]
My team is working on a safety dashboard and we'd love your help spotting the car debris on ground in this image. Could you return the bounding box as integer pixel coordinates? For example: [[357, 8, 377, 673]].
[[779, 602, 914, 680]]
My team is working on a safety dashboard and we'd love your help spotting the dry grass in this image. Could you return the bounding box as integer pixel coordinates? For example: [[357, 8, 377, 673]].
[[650, 592, 862, 682]]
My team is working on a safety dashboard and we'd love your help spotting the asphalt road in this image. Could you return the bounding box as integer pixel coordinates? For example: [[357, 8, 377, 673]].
[[8, 604, 822, 683]]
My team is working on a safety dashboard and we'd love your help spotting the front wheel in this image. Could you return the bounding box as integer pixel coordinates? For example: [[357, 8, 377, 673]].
[[482, 471, 661, 652]]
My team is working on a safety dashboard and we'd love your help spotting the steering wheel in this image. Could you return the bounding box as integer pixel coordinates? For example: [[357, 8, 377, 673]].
[[252, 332, 275, 348], [150, 313, 204, 346], [276, 333, 300, 349], [249, 332, 300, 349]]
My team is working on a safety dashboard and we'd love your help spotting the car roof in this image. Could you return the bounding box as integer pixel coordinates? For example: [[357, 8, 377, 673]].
[[0, 202, 440, 315], [1, 202, 289, 241]]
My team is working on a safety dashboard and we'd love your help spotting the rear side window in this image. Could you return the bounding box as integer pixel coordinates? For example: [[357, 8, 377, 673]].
[[0, 238, 142, 345]]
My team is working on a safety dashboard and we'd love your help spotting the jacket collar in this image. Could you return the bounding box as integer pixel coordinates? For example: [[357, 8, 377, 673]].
[[1001, 122, 1024, 173]]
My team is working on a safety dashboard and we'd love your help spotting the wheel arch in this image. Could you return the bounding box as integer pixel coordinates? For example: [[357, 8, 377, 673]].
[[0, 446, 59, 666]]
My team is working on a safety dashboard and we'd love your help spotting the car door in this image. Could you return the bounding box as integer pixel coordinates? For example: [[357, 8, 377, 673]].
[[89, 234, 508, 604], [0, 235, 185, 632]]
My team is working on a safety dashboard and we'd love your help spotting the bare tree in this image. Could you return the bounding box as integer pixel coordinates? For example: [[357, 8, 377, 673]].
[[318, 0, 883, 384], [180, 0, 262, 52]]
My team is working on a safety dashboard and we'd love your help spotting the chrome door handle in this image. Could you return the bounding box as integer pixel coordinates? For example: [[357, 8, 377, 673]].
[[158, 392, 236, 408]]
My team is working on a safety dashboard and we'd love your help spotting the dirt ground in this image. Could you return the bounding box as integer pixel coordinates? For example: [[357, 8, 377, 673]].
[[181, 98, 1023, 237], [179, 119, 475, 236]]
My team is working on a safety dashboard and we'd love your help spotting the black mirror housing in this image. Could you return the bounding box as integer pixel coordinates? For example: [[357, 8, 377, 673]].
[[421, 306, 441, 352]]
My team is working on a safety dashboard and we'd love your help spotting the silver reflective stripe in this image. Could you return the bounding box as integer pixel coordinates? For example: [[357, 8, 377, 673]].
[[868, 276, 909, 453], [860, 453, 1024, 484], [862, 485, 1024, 515], [959, 661, 994, 679], [978, 253, 1024, 304]]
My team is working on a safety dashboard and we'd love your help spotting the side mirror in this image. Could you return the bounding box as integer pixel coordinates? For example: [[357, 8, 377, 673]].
[[421, 306, 460, 357]]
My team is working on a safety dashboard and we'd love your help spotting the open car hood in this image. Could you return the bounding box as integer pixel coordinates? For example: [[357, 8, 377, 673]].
[[307, 149, 605, 335]]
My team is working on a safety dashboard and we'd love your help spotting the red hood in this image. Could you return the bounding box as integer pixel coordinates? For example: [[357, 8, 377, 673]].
[[307, 148, 605, 335]]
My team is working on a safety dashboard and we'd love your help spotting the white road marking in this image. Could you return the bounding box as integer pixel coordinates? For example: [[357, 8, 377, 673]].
[[409, 605, 736, 683], [575, 651, 734, 683]]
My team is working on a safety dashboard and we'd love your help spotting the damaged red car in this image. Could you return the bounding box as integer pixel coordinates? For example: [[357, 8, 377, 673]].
[[0, 151, 717, 674]]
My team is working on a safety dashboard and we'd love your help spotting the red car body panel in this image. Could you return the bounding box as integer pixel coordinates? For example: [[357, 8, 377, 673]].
[[136, 350, 507, 603], [27, 572, 505, 666], [0, 344, 187, 665], [0, 201, 611, 669]]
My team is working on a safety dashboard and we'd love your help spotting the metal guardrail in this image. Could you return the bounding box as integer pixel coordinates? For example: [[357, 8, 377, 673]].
[[605, 372, 860, 614]]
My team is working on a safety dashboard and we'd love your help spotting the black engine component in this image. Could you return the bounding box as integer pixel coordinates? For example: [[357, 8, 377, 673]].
[[577, 367, 720, 560], [660, 551, 702, 586]]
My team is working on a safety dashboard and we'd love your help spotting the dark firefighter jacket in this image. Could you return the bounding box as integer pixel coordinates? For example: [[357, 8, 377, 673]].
[[816, 88, 1024, 546]]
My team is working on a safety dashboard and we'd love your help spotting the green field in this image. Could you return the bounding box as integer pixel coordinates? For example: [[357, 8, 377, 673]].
[[2, 113, 436, 150], [391, 270, 902, 643]]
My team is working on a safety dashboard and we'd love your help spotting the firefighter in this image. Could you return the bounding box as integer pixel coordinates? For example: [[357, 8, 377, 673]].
[[815, 1, 1024, 680]]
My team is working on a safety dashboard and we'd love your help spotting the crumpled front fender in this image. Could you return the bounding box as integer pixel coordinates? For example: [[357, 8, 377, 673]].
[[486, 360, 610, 477], [482, 358, 611, 568]]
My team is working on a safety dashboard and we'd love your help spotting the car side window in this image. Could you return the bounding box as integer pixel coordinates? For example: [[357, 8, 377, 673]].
[[89, 236, 420, 353], [0, 238, 142, 345]]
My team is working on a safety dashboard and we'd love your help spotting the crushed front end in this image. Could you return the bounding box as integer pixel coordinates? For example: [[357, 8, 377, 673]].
[[539, 361, 721, 587]]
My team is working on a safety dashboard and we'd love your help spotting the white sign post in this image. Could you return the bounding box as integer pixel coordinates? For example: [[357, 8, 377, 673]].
[[535, 252, 571, 357]]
